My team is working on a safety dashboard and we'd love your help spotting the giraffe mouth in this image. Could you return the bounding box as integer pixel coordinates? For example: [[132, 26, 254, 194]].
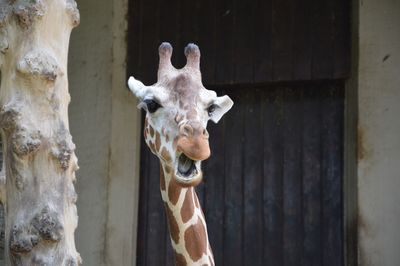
[[177, 153, 197, 177], [175, 153, 201, 185]]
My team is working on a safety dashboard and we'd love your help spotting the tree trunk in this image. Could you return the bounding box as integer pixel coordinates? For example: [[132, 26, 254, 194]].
[[0, 0, 80, 265]]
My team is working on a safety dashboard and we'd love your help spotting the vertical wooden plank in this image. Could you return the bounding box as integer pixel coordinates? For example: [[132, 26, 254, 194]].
[[172, 0, 185, 69], [311, 0, 334, 79], [223, 88, 244, 266], [126, 0, 142, 78], [215, 0, 235, 84], [262, 88, 284, 266], [198, 0, 217, 84], [159, 0, 180, 48], [292, 0, 312, 80], [271, 0, 294, 81], [136, 114, 149, 266], [282, 88, 303, 266], [203, 90, 226, 265], [139, 0, 160, 84], [180, 0, 200, 45], [159, 0, 182, 69], [176, 0, 201, 68], [196, 180, 206, 209], [254, 0, 273, 82], [332, 0, 351, 78], [321, 86, 344, 266], [302, 86, 322, 266], [145, 156, 167, 266], [243, 88, 263, 266], [165, 222, 174, 266], [233, 1, 255, 83]]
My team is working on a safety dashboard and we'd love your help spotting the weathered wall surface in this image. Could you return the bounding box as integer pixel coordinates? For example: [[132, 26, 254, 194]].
[[357, 0, 400, 265], [69, 0, 140, 265], [69, 1, 112, 265]]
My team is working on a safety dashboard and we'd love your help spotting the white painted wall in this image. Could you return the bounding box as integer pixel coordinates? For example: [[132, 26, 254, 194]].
[[357, 0, 400, 265], [69, 0, 141, 265]]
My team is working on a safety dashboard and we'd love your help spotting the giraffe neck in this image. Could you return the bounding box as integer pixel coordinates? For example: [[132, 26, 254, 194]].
[[160, 164, 214, 266]]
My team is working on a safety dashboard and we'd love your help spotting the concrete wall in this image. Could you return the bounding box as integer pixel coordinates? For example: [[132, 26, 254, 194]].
[[69, 1, 112, 264], [69, 0, 141, 265], [357, 0, 400, 265]]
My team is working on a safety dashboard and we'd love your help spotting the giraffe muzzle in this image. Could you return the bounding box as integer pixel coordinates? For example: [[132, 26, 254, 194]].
[[174, 123, 209, 186], [177, 122, 210, 161], [174, 138, 208, 186]]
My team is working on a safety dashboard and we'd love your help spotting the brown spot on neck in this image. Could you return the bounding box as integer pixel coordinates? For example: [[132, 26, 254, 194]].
[[160, 167, 166, 191], [165, 204, 180, 244], [155, 132, 161, 151], [148, 141, 156, 154], [161, 147, 172, 162], [181, 189, 195, 223], [168, 177, 182, 205], [175, 252, 187, 266], [165, 165, 172, 174], [184, 219, 207, 261], [149, 126, 155, 138]]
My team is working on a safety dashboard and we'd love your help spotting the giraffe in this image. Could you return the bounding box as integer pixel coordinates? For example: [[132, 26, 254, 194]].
[[128, 42, 233, 266]]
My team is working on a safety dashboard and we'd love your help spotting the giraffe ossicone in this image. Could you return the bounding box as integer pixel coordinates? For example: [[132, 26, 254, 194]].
[[128, 42, 233, 266]]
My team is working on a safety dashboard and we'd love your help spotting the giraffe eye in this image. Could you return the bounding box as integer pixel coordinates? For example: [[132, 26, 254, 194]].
[[207, 104, 217, 116], [144, 99, 162, 113]]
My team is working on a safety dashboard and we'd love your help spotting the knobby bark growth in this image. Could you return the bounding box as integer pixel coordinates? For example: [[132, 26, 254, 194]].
[[0, 1, 80, 265]]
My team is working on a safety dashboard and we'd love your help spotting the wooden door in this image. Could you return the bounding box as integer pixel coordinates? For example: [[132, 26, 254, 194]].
[[136, 82, 344, 266], [128, 0, 349, 265]]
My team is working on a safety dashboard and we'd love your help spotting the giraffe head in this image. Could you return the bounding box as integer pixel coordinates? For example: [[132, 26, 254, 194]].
[[128, 42, 233, 187]]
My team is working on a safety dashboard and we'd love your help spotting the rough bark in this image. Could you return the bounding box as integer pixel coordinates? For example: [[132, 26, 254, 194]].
[[0, 1, 80, 265]]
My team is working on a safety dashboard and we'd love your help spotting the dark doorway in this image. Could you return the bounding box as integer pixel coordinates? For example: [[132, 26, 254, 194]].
[[128, 0, 349, 265], [135, 83, 344, 266]]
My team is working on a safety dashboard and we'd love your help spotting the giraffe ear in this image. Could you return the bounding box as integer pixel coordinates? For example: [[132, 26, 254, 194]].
[[210, 95, 234, 123], [128, 76, 148, 100]]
